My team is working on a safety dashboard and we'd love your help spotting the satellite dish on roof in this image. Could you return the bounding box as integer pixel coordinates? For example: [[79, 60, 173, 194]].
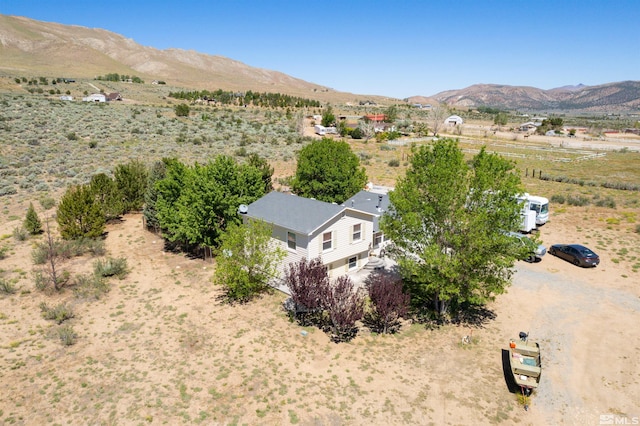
[[238, 204, 248, 214]]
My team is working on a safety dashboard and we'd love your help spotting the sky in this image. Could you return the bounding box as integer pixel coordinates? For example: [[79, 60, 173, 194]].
[[1, 0, 639, 99]]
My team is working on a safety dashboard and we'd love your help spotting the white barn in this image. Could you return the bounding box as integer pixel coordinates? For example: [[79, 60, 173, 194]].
[[445, 115, 464, 126], [82, 93, 106, 103]]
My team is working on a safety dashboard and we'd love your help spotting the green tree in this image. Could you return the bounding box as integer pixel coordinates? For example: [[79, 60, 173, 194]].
[[381, 139, 523, 318], [143, 160, 167, 231], [321, 105, 336, 127], [291, 138, 367, 204], [247, 153, 274, 193], [89, 173, 124, 221], [213, 220, 285, 303], [174, 103, 190, 117], [494, 112, 508, 126], [24, 202, 43, 235], [114, 160, 148, 212], [156, 156, 265, 248], [384, 105, 398, 122], [57, 185, 105, 240]]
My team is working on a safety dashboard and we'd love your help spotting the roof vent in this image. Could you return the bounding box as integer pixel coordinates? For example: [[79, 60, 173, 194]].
[[238, 204, 249, 214]]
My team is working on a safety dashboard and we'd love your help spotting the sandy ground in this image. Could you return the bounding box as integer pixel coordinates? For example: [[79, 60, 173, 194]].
[[1, 196, 639, 425]]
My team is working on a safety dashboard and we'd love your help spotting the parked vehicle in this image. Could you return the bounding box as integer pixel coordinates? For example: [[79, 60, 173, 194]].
[[506, 232, 546, 262], [549, 244, 600, 267], [508, 332, 541, 411], [517, 193, 549, 232]]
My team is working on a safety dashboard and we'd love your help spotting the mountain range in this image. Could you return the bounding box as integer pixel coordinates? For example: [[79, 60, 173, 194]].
[[1, 14, 639, 112]]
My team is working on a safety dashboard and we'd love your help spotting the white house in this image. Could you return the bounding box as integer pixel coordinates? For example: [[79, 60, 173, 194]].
[[519, 122, 537, 132], [82, 93, 106, 102], [241, 191, 376, 282], [342, 190, 391, 256], [445, 115, 463, 126]]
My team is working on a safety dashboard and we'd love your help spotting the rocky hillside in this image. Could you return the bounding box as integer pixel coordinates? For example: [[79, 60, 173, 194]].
[[426, 81, 640, 113], [0, 14, 395, 104]]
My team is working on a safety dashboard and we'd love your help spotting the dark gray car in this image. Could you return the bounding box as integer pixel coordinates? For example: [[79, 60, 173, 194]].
[[549, 244, 600, 267]]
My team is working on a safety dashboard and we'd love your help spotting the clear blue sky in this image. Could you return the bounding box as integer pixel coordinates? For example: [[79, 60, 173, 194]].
[[2, 0, 638, 99]]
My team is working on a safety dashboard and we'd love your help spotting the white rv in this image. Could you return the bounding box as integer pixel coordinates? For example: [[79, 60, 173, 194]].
[[518, 193, 549, 232]]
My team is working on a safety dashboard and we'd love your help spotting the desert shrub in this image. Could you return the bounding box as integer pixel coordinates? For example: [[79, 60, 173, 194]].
[[0, 185, 17, 196], [174, 103, 190, 117], [40, 302, 74, 324], [550, 194, 566, 204], [284, 257, 329, 325], [93, 257, 129, 279], [566, 195, 590, 206], [33, 268, 71, 292], [388, 159, 400, 167], [31, 243, 50, 264], [364, 270, 410, 334], [73, 273, 109, 299], [358, 152, 372, 161], [80, 238, 106, 256], [12, 226, 28, 241], [33, 270, 48, 291], [0, 278, 17, 295], [323, 275, 364, 343], [635, 224, 640, 234], [0, 245, 8, 259], [66, 132, 78, 141], [88, 140, 98, 148], [594, 196, 616, 208], [57, 324, 77, 346], [350, 127, 363, 139]]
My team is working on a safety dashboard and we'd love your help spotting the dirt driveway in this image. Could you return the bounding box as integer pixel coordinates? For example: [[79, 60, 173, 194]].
[[496, 209, 640, 424]]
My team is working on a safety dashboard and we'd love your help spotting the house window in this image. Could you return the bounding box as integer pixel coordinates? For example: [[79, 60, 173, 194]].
[[352, 223, 362, 242], [374, 232, 383, 248], [323, 232, 332, 251], [287, 232, 296, 250], [348, 256, 358, 270]]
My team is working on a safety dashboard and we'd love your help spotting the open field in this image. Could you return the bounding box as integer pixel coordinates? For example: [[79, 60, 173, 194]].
[[1, 88, 640, 425]]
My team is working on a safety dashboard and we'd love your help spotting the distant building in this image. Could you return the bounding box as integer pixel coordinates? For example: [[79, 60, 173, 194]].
[[106, 92, 122, 101], [445, 115, 463, 126], [364, 114, 386, 123], [59, 95, 73, 101], [519, 122, 537, 131], [82, 93, 106, 103]]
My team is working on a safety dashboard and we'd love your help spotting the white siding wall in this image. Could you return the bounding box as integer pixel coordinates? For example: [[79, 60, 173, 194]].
[[307, 210, 373, 277], [271, 225, 309, 276], [262, 209, 375, 282]]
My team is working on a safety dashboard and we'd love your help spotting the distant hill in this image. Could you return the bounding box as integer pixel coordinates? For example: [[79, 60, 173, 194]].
[[0, 14, 396, 104], [1, 14, 638, 112], [423, 81, 640, 113]]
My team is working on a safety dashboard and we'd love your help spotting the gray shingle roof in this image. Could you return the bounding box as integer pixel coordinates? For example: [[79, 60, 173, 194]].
[[243, 191, 346, 235], [342, 190, 391, 233]]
